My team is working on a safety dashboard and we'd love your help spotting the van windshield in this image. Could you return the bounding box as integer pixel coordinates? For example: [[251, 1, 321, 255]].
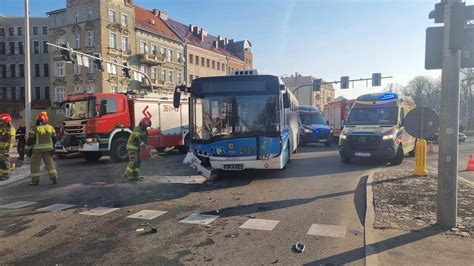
[[346, 107, 398, 126]]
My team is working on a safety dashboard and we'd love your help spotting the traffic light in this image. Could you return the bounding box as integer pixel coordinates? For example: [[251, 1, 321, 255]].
[[429, 2, 445, 23], [60, 43, 74, 63], [93, 53, 103, 71], [340, 76, 349, 89], [372, 73, 382, 87], [312, 79, 322, 91], [122, 62, 131, 78]]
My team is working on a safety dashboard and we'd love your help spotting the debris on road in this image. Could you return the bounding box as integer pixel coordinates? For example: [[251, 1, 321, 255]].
[[33, 225, 58, 237], [271, 259, 279, 264], [248, 215, 256, 219], [293, 242, 305, 253], [136, 227, 157, 234]]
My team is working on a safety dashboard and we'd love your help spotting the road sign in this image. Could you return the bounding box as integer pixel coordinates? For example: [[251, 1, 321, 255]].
[[312, 79, 322, 91], [425, 26, 474, 69], [372, 73, 382, 87], [340, 76, 349, 89], [404, 107, 439, 139]]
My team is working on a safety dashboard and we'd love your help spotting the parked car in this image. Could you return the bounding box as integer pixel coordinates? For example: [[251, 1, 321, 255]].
[[425, 132, 466, 143]]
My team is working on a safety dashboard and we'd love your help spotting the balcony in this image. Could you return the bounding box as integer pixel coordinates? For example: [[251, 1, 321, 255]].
[[107, 46, 120, 55], [139, 53, 164, 65]]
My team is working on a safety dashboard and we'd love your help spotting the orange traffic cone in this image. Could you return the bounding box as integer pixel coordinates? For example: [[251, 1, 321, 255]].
[[465, 154, 474, 171], [428, 142, 435, 154]]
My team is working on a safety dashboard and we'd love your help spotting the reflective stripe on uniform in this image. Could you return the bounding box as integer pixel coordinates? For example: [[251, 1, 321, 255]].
[[127, 145, 139, 151], [48, 169, 57, 177], [125, 167, 134, 174], [0, 169, 10, 174], [32, 143, 53, 151], [31, 173, 41, 177]]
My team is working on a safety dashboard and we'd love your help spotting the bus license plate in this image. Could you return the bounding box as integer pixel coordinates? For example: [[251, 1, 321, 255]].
[[355, 152, 371, 157], [223, 164, 243, 170]]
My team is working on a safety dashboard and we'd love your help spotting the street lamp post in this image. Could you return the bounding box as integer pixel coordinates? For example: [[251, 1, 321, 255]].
[[24, 0, 32, 134]]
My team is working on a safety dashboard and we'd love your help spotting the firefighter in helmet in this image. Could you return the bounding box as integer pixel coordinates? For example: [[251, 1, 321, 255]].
[[0, 113, 16, 181], [25, 112, 58, 185], [125, 117, 151, 181]]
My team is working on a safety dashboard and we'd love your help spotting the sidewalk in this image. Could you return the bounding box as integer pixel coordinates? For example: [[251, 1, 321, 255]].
[[365, 169, 473, 265], [0, 145, 32, 187]]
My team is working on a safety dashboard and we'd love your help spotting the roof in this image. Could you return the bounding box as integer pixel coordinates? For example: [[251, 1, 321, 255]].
[[134, 6, 181, 43], [46, 8, 66, 15], [166, 18, 242, 60]]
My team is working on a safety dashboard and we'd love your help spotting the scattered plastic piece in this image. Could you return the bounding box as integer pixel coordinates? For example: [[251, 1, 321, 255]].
[[293, 242, 305, 253]]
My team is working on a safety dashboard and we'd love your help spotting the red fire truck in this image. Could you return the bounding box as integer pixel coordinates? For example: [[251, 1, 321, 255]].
[[323, 98, 354, 138], [58, 92, 189, 162]]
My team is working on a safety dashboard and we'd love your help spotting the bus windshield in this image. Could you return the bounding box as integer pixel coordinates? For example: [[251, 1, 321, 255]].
[[300, 113, 326, 125], [192, 95, 279, 141], [346, 107, 398, 126], [66, 99, 96, 120]]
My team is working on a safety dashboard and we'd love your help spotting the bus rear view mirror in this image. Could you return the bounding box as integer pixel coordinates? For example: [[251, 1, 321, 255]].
[[173, 91, 181, 108], [283, 93, 290, 109]]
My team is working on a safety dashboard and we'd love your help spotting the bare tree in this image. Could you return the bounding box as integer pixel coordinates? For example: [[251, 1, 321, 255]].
[[461, 68, 474, 129], [383, 83, 403, 93], [401, 76, 441, 111]]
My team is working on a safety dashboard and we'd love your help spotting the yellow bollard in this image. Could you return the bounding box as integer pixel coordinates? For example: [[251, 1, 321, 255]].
[[414, 139, 428, 176]]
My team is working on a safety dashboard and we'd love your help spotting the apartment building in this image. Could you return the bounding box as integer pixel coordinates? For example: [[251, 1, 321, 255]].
[[282, 74, 335, 110], [0, 16, 51, 118]]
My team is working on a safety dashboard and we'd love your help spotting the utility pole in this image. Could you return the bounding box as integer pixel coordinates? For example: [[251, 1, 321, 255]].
[[437, 0, 462, 228], [24, 0, 32, 133]]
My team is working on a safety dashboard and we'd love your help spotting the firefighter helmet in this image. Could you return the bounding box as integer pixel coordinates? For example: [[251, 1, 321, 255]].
[[140, 117, 152, 128], [0, 113, 11, 124], [37, 112, 49, 124]]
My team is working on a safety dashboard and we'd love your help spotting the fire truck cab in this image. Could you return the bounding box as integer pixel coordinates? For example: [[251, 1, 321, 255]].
[[60, 92, 189, 162]]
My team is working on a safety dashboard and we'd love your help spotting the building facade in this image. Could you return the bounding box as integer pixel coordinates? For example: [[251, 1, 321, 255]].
[[0, 16, 51, 119], [282, 74, 335, 110]]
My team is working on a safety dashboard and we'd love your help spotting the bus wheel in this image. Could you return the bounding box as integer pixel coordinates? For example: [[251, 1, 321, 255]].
[[390, 146, 404, 165], [178, 134, 190, 154], [110, 138, 129, 163], [82, 151, 102, 162]]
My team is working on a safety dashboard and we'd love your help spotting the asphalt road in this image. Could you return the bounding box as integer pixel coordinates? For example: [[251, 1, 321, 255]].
[[0, 144, 429, 264]]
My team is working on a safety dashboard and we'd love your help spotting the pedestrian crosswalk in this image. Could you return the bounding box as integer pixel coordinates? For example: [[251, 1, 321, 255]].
[[0, 200, 352, 238]]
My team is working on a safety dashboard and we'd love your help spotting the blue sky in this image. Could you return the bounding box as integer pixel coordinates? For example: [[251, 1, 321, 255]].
[[1, 0, 472, 98]]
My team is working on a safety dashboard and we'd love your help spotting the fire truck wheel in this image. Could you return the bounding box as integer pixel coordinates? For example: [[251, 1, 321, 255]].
[[110, 137, 129, 163], [82, 151, 102, 162]]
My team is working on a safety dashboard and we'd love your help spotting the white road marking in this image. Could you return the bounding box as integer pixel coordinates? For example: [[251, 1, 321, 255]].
[[0, 201, 38, 209], [179, 213, 219, 225], [240, 218, 279, 231], [127, 210, 167, 220], [80, 207, 120, 216], [307, 223, 347, 238], [36, 204, 75, 212]]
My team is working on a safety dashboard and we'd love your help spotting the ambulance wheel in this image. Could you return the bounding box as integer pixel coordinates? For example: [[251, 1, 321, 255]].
[[408, 141, 416, 157], [390, 146, 404, 166], [82, 151, 102, 162], [110, 137, 128, 163]]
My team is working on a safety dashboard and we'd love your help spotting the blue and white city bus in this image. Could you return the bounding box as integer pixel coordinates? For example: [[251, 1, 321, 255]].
[[173, 73, 299, 178]]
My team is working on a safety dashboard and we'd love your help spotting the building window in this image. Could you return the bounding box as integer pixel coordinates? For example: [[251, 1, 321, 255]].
[[109, 10, 116, 23], [121, 36, 128, 51], [109, 32, 116, 48], [18, 27, 23, 36], [33, 27, 38, 35], [20, 87, 24, 99], [217, 62, 220, 71], [44, 86, 50, 100], [55, 87, 66, 102], [189, 54, 193, 64], [74, 11, 80, 23], [151, 67, 157, 80], [177, 73, 182, 84], [108, 59, 117, 75], [0, 65, 6, 78], [212, 60, 215, 69], [0, 29, 4, 36], [222, 63, 226, 71], [10, 64, 16, 78], [9, 28, 14, 36], [177, 52, 182, 63], [201, 57, 205, 66], [44, 64, 49, 77], [87, 8, 92, 20], [86, 31, 94, 47], [35, 87, 41, 100], [18, 42, 23, 54], [189, 74, 193, 81], [34, 64, 40, 77], [9, 42, 15, 54], [139, 41, 146, 54], [33, 41, 39, 54], [19, 64, 24, 77], [206, 59, 210, 68], [10, 87, 17, 100], [0, 43, 4, 55], [74, 85, 82, 93], [87, 58, 94, 74], [121, 14, 128, 26], [195, 55, 199, 65], [111, 85, 118, 94], [86, 85, 95, 93], [166, 49, 172, 62], [151, 44, 157, 55], [56, 62, 65, 77], [42, 26, 48, 35], [1, 87, 6, 100], [74, 34, 80, 48], [140, 65, 146, 77], [161, 69, 166, 81], [167, 70, 173, 83], [43, 41, 48, 54]]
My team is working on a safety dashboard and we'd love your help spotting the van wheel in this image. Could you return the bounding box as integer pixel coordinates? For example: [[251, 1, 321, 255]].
[[390, 146, 404, 165], [110, 138, 129, 162]]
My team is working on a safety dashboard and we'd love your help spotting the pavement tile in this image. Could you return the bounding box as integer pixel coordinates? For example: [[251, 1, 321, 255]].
[[80, 207, 120, 216], [0, 201, 38, 209], [307, 223, 347, 238], [36, 204, 75, 212], [179, 213, 219, 225], [240, 218, 280, 231], [127, 210, 167, 220]]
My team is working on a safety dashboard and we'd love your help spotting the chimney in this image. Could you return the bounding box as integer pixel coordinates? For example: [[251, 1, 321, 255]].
[[125, 0, 133, 6], [158, 10, 168, 20], [199, 28, 208, 42], [229, 39, 234, 44], [152, 9, 159, 16], [213, 40, 219, 49], [217, 35, 222, 41]]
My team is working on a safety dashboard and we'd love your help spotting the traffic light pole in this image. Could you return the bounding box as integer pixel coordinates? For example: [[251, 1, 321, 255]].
[[437, 0, 462, 228], [46, 42, 154, 92]]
